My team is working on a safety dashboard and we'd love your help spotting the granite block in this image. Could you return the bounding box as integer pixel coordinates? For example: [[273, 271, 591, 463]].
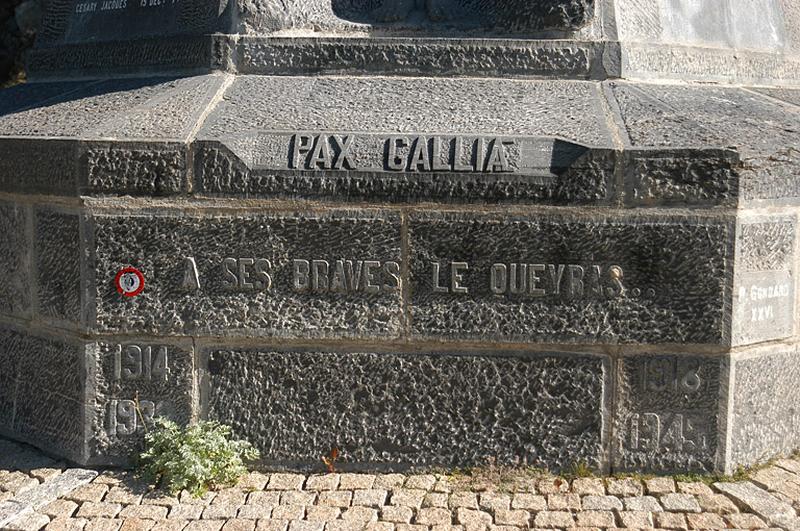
[[35, 209, 81, 325], [408, 211, 734, 345], [87, 340, 194, 464], [204, 349, 608, 471], [84, 142, 187, 196], [0, 202, 32, 318], [89, 210, 402, 338], [613, 355, 723, 473]]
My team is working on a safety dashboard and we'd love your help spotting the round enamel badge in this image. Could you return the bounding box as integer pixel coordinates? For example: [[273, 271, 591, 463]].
[[115, 267, 145, 297]]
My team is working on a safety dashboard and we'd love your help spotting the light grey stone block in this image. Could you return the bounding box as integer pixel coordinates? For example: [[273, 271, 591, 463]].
[[714, 481, 799, 528]]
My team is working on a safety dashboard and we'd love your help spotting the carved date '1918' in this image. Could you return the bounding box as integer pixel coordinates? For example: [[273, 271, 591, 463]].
[[107, 399, 161, 436], [291, 134, 516, 173]]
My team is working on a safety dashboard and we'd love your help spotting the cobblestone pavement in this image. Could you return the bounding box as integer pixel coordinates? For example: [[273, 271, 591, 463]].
[[3, 439, 800, 530]]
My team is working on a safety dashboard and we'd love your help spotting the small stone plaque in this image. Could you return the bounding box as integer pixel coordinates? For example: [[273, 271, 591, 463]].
[[613, 355, 722, 473], [409, 211, 733, 345]]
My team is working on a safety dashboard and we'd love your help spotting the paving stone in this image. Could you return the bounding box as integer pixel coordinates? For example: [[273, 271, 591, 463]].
[[105, 487, 145, 505], [478, 493, 510, 512], [141, 493, 180, 507], [655, 512, 688, 530], [213, 491, 248, 507], [267, 475, 306, 491], [448, 493, 478, 510], [532, 511, 574, 528], [582, 495, 623, 511], [41, 500, 79, 519], [547, 493, 580, 511], [44, 517, 88, 531], [184, 521, 224, 531], [415, 507, 451, 525], [660, 493, 701, 513], [390, 490, 426, 509], [676, 483, 714, 496], [92, 473, 126, 486], [536, 479, 569, 495], [324, 523, 364, 531], [318, 491, 352, 508], [422, 493, 447, 508], [715, 481, 798, 528], [618, 511, 653, 528], [455, 508, 492, 527], [380, 506, 414, 523], [405, 477, 436, 491], [776, 460, 800, 476], [83, 519, 123, 531], [67, 485, 109, 504], [607, 479, 644, 497], [280, 492, 316, 507], [364, 524, 394, 531], [393, 526, 427, 531], [725, 512, 769, 528], [509, 493, 546, 511], [7, 511, 51, 530], [571, 479, 605, 495], [179, 493, 216, 506], [150, 521, 190, 531], [304, 476, 339, 492], [255, 520, 288, 531], [236, 504, 271, 520], [575, 510, 615, 528], [339, 476, 376, 491], [624, 495, 663, 512], [169, 505, 204, 520], [341, 506, 378, 524], [374, 476, 405, 490], [247, 492, 281, 507], [221, 520, 256, 531], [238, 473, 270, 492], [271, 505, 306, 521], [287, 521, 324, 531], [118, 519, 156, 531], [493, 509, 529, 527], [0, 471, 40, 494], [30, 468, 64, 483], [751, 467, 800, 502], [304, 506, 340, 521], [76, 502, 122, 519], [696, 493, 739, 515], [353, 490, 388, 508], [686, 512, 727, 529], [119, 505, 170, 520], [202, 504, 239, 520], [645, 478, 676, 495]]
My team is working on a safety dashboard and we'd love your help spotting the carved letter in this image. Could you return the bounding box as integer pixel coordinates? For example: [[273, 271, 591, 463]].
[[485, 138, 509, 172], [451, 262, 469, 294], [431, 137, 450, 171], [293, 259, 310, 291], [432, 262, 448, 293], [333, 135, 356, 170], [254, 258, 272, 291], [529, 264, 545, 297], [181, 257, 200, 292], [383, 261, 401, 293], [222, 258, 238, 289], [291, 134, 314, 169], [491, 264, 507, 295], [312, 260, 330, 291], [309, 136, 332, 169], [453, 136, 473, 172], [409, 136, 431, 171], [331, 260, 347, 292], [387, 137, 409, 171], [238, 258, 255, 289], [568, 265, 584, 297], [509, 263, 526, 295], [548, 264, 565, 295], [363, 261, 381, 294]]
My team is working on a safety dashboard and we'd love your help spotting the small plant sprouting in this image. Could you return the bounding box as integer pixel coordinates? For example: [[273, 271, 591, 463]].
[[322, 447, 340, 473], [138, 418, 260, 497]]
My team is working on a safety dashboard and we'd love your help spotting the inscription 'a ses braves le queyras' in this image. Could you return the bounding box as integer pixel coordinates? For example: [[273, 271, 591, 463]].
[[290, 134, 517, 173]]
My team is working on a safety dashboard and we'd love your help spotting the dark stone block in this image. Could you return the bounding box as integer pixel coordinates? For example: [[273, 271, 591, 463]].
[[87, 340, 194, 465], [613, 355, 723, 473], [0, 326, 85, 462], [90, 210, 403, 338], [83, 142, 187, 196], [0, 202, 31, 318], [409, 211, 734, 345], [0, 139, 78, 195], [205, 348, 608, 471], [35, 209, 81, 324], [730, 347, 800, 468]]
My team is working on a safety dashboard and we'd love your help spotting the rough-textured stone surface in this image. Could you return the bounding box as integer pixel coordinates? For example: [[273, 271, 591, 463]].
[[90, 210, 402, 338], [205, 349, 607, 471], [614, 355, 722, 473], [409, 211, 733, 345], [0, 327, 85, 463], [0, 201, 31, 318], [35, 209, 81, 324], [86, 340, 194, 465], [729, 347, 800, 469], [85, 143, 187, 196]]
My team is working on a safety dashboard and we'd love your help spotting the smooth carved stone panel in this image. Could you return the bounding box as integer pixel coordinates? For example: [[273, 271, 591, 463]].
[[0, 202, 31, 318], [613, 355, 723, 473], [409, 212, 733, 345], [205, 349, 607, 471], [733, 218, 796, 346], [35, 209, 81, 325], [0, 327, 85, 462], [87, 340, 194, 465], [730, 347, 800, 468], [90, 210, 402, 338]]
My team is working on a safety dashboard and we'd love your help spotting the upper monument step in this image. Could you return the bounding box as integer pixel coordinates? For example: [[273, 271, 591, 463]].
[[27, 0, 800, 85]]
